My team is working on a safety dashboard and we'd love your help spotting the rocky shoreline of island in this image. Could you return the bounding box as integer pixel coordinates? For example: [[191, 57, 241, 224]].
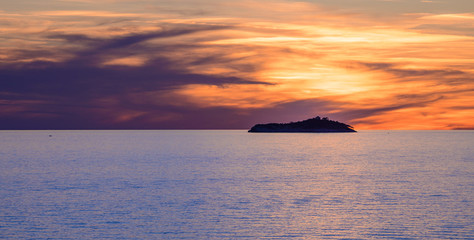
[[248, 116, 356, 133]]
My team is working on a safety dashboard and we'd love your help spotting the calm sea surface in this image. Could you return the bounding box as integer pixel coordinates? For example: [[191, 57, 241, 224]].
[[0, 130, 473, 239]]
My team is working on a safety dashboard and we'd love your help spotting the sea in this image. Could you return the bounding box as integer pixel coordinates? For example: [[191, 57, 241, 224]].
[[0, 130, 473, 239]]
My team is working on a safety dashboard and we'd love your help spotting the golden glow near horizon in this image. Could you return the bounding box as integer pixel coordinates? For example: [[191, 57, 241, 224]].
[[1, 0, 473, 129]]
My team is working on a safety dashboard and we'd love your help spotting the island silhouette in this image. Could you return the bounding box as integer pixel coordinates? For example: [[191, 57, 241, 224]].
[[248, 116, 356, 133]]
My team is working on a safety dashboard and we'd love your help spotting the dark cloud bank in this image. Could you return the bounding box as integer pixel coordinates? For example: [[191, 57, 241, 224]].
[[1, 25, 325, 130]]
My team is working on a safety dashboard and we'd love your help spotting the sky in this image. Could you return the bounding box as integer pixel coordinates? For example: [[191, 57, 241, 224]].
[[1, 0, 473, 130]]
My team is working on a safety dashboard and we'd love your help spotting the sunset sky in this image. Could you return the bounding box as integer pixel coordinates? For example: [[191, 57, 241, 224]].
[[1, 0, 473, 129]]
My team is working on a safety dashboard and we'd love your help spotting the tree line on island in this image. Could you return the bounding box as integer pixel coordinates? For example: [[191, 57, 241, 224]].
[[248, 116, 356, 133]]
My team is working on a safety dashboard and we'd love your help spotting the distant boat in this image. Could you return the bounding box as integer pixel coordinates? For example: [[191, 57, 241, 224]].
[[248, 116, 356, 133]]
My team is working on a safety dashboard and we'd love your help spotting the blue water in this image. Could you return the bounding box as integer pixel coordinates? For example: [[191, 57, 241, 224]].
[[0, 130, 473, 239]]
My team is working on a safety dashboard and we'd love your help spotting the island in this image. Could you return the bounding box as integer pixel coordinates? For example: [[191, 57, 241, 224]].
[[248, 116, 356, 133]]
